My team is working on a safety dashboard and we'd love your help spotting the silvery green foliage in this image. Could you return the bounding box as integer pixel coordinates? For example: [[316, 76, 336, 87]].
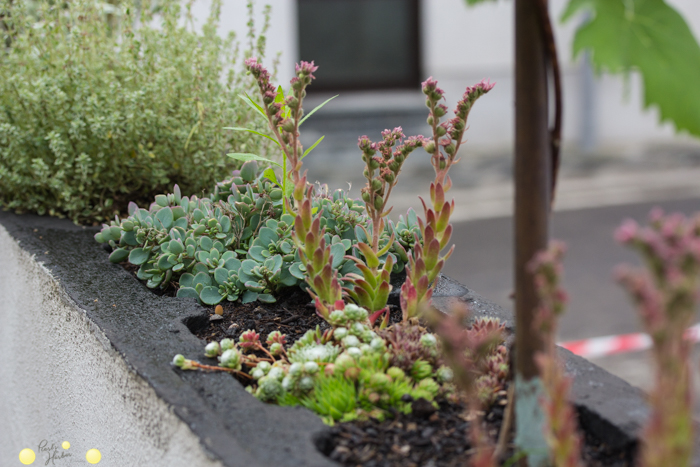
[[0, 0, 274, 223], [95, 162, 292, 304], [95, 160, 412, 305], [95, 164, 351, 303]]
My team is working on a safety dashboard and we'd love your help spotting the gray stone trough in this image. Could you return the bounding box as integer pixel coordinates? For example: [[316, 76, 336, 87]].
[[0, 211, 650, 466]]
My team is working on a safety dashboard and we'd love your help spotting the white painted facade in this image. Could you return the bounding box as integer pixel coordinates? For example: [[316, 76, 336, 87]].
[[191, 0, 700, 154]]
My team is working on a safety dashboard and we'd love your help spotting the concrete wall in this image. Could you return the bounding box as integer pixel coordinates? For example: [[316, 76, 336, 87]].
[[189, 0, 700, 154], [0, 225, 222, 467]]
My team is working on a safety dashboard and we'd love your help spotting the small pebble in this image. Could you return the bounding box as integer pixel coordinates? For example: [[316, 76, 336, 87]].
[[209, 314, 224, 322]]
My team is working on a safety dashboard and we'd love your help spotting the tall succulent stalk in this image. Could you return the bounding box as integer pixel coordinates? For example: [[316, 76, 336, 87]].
[[244, 58, 344, 319], [401, 78, 494, 321], [244, 59, 317, 207], [529, 242, 583, 467], [615, 210, 700, 467], [343, 130, 424, 324], [432, 308, 504, 467]]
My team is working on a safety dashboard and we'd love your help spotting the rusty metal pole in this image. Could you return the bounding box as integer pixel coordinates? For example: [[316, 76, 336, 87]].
[[514, 0, 551, 465]]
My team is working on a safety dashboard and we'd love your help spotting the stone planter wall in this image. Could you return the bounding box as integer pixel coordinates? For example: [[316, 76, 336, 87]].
[[0, 212, 653, 466]]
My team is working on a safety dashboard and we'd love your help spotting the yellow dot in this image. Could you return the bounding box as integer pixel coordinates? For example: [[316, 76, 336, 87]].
[[62, 441, 70, 450], [86, 449, 101, 464], [19, 448, 36, 465]]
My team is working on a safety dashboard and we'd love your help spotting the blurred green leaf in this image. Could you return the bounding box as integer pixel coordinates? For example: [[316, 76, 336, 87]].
[[562, 0, 700, 136], [238, 92, 268, 121], [262, 167, 280, 186], [299, 95, 338, 126], [224, 127, 280, 147], [227, 153, 282, 168], [302, 135, 325, 159]]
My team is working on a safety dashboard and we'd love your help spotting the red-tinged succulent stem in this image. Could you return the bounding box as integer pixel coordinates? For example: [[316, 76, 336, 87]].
[[615, 210, 700, 467], [344, 131, 423, 317], [244, 58, 318, 213], [468, 402, 497, 467], [400, 78, 493, 323], [292, 182, 343, 320], [528, 241, 583, 467], [189, 361, 253, 379], [430, 306, 506, 466]]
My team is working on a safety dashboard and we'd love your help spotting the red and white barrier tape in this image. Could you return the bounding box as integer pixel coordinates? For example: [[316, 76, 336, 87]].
[[558, 324, 700, 359]]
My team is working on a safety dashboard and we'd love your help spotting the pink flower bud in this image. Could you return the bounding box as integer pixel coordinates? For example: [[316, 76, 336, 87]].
[[615, 219, 639, 244], [239, 329, 260, 349], [295, 61, 318, 79]]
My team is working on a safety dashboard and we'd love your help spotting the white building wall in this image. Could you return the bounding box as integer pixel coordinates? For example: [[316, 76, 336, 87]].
[[193, 0, 700, 153]]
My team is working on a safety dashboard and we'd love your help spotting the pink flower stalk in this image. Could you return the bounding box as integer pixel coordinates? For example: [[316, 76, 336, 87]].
[[343, 128, 425, 323], [295, 60, 318, 79], [244, 58, 319, 209], [431, 308, 506, 467], [528, 241, 584, 467], [421, 76, 444, 101], [400, 78, 493, 322], [615, 209, 700, 467]]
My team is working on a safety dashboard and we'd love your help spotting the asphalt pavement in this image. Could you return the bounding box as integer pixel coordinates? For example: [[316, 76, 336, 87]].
[[442, 198, 700, 394]]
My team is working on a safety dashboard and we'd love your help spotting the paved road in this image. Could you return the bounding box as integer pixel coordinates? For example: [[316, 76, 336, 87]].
[[441, 197, 700, 391]]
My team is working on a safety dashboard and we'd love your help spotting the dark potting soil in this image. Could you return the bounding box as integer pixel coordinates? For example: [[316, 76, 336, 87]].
[[123, 262, 636, 467], [317, 391, 634, 467], [189, 287, 403, 345]]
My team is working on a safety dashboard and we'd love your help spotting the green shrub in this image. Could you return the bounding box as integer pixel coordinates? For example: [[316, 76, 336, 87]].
[[0, 0, 275, 223]]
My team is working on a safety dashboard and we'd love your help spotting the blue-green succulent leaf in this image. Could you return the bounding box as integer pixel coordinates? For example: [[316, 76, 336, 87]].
[[214, 267, 231, 286], [176, 287, 200, 302], [331, 243, 345, 268], [257, 294, 277, 303], [193, 271, 212, 288], [241, 290, 259, 304], [129, 248, 150, 265], [200, 286, 225, 305], [156, 207, 174, 229], [109, 248, 129, 263], [248, 246, 266, 262]]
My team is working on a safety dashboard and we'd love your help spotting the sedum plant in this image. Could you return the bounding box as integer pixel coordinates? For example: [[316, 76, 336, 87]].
[[615, 209, 700, 467], [529, 242, 583, 467], [401, 78, 495, 322], [175, 302, 454, 425], [94, 158, 369, 304], [0, 0, 274, 223]]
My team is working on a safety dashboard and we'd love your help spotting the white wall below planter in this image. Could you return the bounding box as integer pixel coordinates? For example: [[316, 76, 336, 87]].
[[0, 225, 222, 467]]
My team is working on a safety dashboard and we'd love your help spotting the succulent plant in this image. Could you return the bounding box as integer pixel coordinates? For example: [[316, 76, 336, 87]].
[[380, 323, 441, 373], [401, 78, 494, 322], [238, 329, 261, 352], [219, 348, 243, 370], [475, 344, 509, 405], [390, 208, 422, 254]]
